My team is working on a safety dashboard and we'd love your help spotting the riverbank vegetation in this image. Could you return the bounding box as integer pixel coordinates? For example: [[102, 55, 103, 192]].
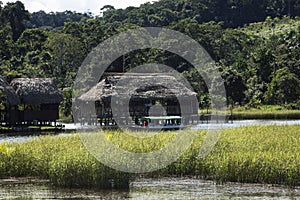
[[200, 105, 300, 120], [231, 107, 300, 120], [0, 125, 299, 189]]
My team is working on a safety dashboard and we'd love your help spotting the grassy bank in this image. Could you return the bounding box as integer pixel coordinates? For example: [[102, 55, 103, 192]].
[[232, 110, 300, 120], [200, 106, 300, 120], [0, 125, 299, 189], [231, 106, 300, 120]]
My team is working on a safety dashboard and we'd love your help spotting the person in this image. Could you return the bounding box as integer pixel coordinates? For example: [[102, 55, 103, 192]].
[[143, 120, 148, 127]]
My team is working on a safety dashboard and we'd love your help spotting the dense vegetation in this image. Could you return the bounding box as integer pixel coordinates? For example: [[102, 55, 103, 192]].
[[0, 125, 299, 188], [0, 134, 131, 189], [0, 0, 299, 117]]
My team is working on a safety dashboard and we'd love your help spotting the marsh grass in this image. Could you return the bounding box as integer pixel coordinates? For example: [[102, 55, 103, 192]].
[[199, 106, 300, 119], [0, 125, 299, 188], [0, 135, 131, 189], [194, 125, 300, 186], [231, 107, 300, 120]]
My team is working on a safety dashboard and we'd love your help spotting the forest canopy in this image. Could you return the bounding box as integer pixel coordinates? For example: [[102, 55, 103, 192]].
[[0, 0, 300, 116]]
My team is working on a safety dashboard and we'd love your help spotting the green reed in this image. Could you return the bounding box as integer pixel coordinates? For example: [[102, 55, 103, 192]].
[[0, 134, 131, 189], [163, 125, 300, 186], [0, 125, 299, 188]]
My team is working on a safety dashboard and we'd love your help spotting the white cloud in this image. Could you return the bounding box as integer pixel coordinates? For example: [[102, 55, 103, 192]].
[[1, 0, 158, 15]]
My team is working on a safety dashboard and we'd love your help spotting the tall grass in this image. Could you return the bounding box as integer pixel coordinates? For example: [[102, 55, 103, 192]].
[[0, 125, 299, 188], [191, 125, 300, 186], [0, 135, 131, 189], [107, 126, 300, 186]]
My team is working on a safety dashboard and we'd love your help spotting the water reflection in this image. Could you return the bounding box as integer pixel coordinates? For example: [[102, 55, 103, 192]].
[[0, 178, 299, 199], [194, 120, 300, 130], [131, 178, 300, 199], [0, 179, 129, 200]]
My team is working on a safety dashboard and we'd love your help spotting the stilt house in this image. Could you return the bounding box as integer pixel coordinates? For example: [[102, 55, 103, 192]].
[[77, 73, 198, 126], [10, 78, 63, 125]]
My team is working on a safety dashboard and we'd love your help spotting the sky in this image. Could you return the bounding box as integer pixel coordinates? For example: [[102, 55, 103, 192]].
[[1, 0, 158, 15]]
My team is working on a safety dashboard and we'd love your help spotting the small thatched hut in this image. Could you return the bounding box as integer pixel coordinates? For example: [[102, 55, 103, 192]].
[[78, 73, 198, 125], [11, 78, 63, 123], [0, 77, 20, 124]]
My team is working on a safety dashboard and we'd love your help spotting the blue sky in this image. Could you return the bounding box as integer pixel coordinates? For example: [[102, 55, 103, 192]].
[[1, 0, 158, 15]]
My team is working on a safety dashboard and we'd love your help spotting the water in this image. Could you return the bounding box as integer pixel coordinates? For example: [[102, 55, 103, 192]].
[[1, 120, 300, 143], [194, 119, 300, 130], [0, 133, 72, 144], [0, 179, 129, 199], [0, 178, 299, 199]]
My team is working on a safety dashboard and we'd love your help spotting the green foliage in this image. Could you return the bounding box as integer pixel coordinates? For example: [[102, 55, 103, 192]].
[[99, 0, 300, 28], [0, 0, 299, 116], [265, 67, 300, 104], [27, 10, 92, 28], [60, 87, 73, 117], [0, 1, 30, 41], [44, 32, 85, 88]]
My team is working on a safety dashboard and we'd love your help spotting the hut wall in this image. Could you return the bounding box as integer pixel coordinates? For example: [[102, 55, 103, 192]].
[[23, 104, 59, 122], [41, 104, 59, 111], [0, 110, 20, 125], [8, 110, 21, 124], [93, 98, 198, 121], [22, 110, 58, 121], [166, 105, 181, 115], [129, 105, 148, 117]]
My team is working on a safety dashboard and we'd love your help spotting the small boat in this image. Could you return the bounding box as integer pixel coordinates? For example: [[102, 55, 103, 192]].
[[133, 116, 186, 131]]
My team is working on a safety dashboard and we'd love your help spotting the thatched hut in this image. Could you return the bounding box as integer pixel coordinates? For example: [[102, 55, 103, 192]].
[[0, 77, 20, 124], [78, 73, 198, 125], [10, 78, 63, 123]]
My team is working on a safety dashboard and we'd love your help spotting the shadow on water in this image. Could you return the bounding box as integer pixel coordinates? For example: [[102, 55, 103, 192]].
[[0, 178, 299, 199]]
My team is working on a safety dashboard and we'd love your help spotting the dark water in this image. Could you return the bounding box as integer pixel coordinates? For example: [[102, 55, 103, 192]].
[[0, 178, 299, 199]]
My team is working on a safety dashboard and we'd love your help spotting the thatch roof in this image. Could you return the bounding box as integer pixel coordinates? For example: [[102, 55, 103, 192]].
[[0, 77, 20, 106], [11, 78, 63, 104], [78, 73, 197, 102]]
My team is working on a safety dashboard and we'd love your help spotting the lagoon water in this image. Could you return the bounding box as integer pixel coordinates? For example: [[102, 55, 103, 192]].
[[0, 178, 299, 199], [1, 120, 300, 143], [194, 119, 300, 130]]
